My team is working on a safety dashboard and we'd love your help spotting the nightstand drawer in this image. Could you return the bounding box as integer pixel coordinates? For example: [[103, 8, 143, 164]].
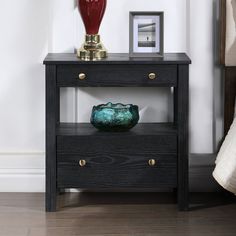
[[57, 134, 177, 188], [57, 64, 177, 87], [57, 133, 177, 155], [57, 153, 177, 188]]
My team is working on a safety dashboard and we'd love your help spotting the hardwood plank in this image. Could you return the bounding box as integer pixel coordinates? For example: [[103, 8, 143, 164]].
[[0, 228, 29, 236], [0, 193, 235, 236]]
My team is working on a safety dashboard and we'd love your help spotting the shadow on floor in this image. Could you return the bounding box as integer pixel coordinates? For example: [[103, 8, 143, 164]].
[[58, 191, 236, 211], [190, 192, 236, 211]]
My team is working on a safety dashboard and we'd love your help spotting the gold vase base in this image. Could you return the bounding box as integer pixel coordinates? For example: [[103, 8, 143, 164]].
[[78, 48, 107, 61], [77, 34, 107, 61]]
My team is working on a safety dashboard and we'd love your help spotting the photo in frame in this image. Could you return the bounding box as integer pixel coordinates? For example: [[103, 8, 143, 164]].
[[129, 12, 164, 57]]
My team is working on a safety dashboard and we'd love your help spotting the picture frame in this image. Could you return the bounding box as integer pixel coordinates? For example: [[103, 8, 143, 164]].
[[129, 11, 164, 58]]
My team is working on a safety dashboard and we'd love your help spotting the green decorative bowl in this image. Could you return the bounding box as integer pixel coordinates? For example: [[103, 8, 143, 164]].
[[91, 102, 139, 131]]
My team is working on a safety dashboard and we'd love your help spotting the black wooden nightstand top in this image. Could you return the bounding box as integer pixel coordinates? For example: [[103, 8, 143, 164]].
[[44, 53, 191, 65]]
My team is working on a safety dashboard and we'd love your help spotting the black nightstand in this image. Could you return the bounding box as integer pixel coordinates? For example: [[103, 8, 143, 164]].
[[44, 53, 191, 212]]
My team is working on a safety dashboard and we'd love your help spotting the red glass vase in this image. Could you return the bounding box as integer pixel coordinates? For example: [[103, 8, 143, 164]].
[[77, 0, 107, 60], [78, 0, 107, 35]]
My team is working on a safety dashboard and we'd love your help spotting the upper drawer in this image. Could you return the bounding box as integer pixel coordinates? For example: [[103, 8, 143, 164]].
[[57, 134, 177, 155], [57, 64, 177, 87]]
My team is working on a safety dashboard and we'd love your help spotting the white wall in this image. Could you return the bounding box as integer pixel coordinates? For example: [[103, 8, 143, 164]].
[[189, 0, 214, 153], [0, 0, 221, 192], [0, 0, 49, 191]]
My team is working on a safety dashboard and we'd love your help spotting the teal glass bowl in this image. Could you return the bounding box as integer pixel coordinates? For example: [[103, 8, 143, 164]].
[[90, 102, 139, 131]]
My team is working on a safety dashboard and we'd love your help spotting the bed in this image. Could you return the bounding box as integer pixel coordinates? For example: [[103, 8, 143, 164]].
[[213, 0, 236, 194]]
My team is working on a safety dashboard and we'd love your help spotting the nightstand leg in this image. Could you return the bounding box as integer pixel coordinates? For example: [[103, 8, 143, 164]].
[[58, 188, 66, 195], [46, 184, 57, 212], [175, 65, 189, 211], [46, 65, 58, 212]]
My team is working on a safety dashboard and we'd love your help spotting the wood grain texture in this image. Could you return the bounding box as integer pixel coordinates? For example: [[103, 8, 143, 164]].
[[45, 53, 191, 211], [57, 64, 177, 87], [57, 123, 177, 136], [175, 65, 189, 211], [0, 193, 235, 236], [57, 136, 177, 154], [57, 154, 177, 189], [57, 127, 177, 189], [44, 53, 191, 65], [46, 65, 58, 212]]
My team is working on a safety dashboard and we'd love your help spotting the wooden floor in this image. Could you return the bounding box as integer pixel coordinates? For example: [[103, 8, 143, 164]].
[[0, 192, 235, 236]]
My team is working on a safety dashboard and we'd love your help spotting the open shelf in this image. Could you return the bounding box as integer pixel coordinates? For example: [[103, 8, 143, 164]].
[[57, 123, 177, 136]]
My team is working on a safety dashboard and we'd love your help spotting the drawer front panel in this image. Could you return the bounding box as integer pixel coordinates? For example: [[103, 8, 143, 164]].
[[57, 154, 177, 188], [57, 135, 177, 154], [57, 65, 177, 87], [57, 135, 177, 188]]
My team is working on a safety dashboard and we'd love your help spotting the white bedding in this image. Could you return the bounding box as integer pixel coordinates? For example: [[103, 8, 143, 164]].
[[213, 117, 236, 194]]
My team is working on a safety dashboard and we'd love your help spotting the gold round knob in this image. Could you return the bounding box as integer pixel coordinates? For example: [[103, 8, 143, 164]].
[[149, 73, 156, 80], [79, 160, 86, 167], [148, 159, 156, 166], [78, 73, 86, 80]]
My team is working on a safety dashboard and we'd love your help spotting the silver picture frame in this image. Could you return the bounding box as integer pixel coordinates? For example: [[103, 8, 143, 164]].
[[129, 11, 164, 58]]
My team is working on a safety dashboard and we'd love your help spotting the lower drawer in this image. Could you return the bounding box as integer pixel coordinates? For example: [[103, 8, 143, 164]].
[[57, 153, 177, 189], [57, 134, 177, 188]]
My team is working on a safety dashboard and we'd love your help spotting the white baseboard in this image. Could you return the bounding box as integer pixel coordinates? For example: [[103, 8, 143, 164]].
[[0, 152, 45, 192], [0, 152, 219, 192]]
